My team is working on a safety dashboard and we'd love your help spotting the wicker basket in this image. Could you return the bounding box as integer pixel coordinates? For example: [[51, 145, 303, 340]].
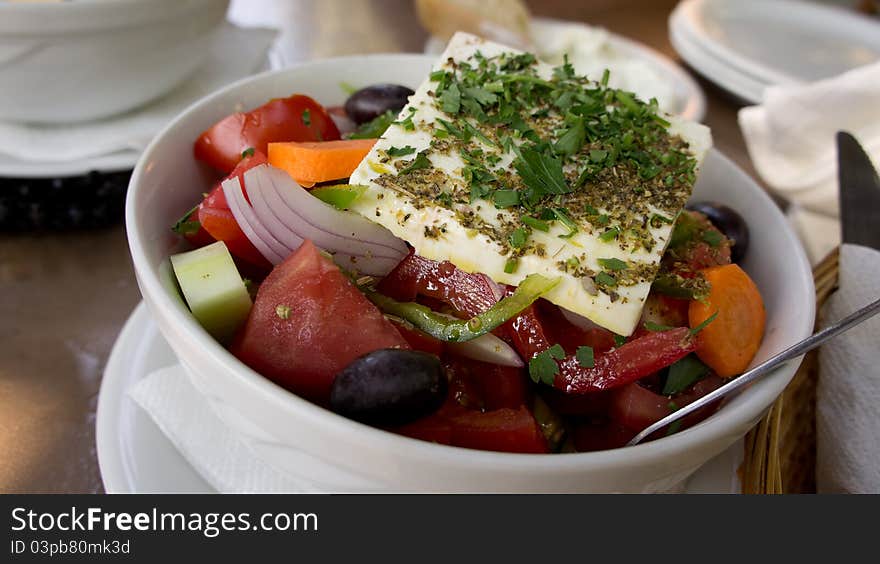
[[741, 248, 839, 494]]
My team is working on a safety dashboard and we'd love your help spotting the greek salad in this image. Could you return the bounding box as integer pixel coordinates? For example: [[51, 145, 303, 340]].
[[169, 33, 765, 454]]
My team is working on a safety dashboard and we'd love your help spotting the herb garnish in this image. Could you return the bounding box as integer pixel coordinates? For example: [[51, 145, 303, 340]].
[[662, 354, 709, 395], [529, 343, 566, 385], [387, 145, 416, 157], [597, 257, 628, 271], [398, 152, 431, 175], [301, 109, 311, 126], [576, 345, 595, 368]]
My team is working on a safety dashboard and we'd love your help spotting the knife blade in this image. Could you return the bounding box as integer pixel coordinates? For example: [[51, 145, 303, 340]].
[[837, 131, 880, 250]]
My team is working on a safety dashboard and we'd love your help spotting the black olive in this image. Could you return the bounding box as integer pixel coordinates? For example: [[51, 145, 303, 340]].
[[330, 349, 446, 426], [686, 201, 750, 263], [344, 84, 415, 125]]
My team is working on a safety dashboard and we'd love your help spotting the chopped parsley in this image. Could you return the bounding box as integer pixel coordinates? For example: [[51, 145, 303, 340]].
[[576, 345, 595, 368], [702, 229, 724, 248], [529, 344, 566, 385], [690, 311, 718, 335], [398, 152, 431, 175], [387, 145, 416, 157], [508, 227, 529, 248], [241, 147, 255, 159], [595, 272, 617, 287], [644, 320, 676, 332], [301, 108, 311, 126], [521, 216, 550, 232], [348, 110, 396, 139], [171, 203, 201, 236], [493, 189, 520, 208], [599, 227, 619, 242], [597, 257, 628, 271], [662, 354, 709, 395]]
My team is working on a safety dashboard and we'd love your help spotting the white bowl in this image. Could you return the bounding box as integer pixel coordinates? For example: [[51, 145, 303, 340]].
[[126, 54, 815, 492], [0, 0, 229, 123]]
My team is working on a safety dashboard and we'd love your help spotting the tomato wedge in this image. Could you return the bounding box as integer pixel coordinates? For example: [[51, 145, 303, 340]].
[[194, 94, 341, 173], [396, 403, 547, 454], [610, 374, 725, 434], [192, 151, 271, 270], [231, 240, 409, 404]]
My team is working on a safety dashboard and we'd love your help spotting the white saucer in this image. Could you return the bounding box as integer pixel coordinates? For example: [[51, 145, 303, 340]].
[[96, 303, 214, 493], [670, 0, 880, 104], [96, 303, 742, 494], [424, 18, 707, 122], [0, 23, 276, 179]]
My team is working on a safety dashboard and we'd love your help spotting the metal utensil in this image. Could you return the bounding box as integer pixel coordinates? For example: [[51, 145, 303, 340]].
[[837, 131, 880, 250], [627, 132, 880, 447], [626, 297, 880, 446]]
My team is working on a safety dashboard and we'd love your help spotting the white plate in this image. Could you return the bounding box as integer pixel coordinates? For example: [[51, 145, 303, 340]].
[[424, 18, 706, 122], [669, 20, 767, 104], [0, 151, 141, 179], [0, 23, 275, 179], [96, 303, 742, 494], [670, 0, 880, 98]]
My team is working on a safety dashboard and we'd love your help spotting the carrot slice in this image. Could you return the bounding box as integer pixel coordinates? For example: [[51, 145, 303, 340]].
[[268, 139, 376, 187], [688, 264, 766, 377]]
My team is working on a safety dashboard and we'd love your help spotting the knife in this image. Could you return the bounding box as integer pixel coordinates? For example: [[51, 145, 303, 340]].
[[837, 131, 880, 250]]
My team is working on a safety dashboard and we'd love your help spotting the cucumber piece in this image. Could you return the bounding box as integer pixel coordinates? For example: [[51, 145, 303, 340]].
[[170, 241, 252, 343]]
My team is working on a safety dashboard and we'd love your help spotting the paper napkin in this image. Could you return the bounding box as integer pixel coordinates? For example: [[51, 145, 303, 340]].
[[128, 364, 307, 493], [816, 244, 880, 493], [738, 62, 880, 264], [0, 23, 276, 165]]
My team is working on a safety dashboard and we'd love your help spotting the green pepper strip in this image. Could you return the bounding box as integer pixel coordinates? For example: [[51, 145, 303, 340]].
[[367, 274, 560, 342], [311, 184, 366, 210]]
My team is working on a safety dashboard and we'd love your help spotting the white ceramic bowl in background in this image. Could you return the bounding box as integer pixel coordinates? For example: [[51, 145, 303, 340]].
[[126, 54, 815, 492], [0, 0, 230, 123]]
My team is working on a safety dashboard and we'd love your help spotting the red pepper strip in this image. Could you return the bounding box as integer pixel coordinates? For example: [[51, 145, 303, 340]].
[[377, 250, 499, 317], [505, 303, 553, 360], [555, 328, 697, 394]]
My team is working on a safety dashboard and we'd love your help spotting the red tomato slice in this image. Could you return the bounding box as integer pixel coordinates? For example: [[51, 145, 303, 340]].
[[444, 355, 528, 411], [194, 95, 341, 173], [397, 403, 548, 454], [572, 421, 635, 452], [194, 151, 271, 270], [447, 406, 548, 454], [610, 374, 725, 434], [198, 206, 269, 269], [202, 150, 269, 210], [230, 240, 409, 404]]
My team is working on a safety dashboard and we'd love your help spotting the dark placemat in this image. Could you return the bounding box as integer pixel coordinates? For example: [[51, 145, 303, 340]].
[[0, 170, 132, 232]]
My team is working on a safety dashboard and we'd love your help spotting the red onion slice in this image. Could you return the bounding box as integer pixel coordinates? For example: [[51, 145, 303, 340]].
[[560, 307, 604, 332], [329, 112, 357, 135], [221, 176, 288, 264], [248, 165, 407, 258], [223, 164, 407, 276]]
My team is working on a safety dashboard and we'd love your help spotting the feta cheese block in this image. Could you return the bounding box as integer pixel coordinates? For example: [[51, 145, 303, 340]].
[[349, 32, 712, 336]]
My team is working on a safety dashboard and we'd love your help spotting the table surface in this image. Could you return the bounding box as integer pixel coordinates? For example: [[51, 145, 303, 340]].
[[0, 0, 766, 493]]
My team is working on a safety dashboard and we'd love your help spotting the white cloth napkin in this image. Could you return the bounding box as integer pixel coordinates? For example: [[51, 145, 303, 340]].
[[0, 23, 276, 164], [128, 364, 305, 493], [816, 244, 880, 493], [738, 62, 880, 264]]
